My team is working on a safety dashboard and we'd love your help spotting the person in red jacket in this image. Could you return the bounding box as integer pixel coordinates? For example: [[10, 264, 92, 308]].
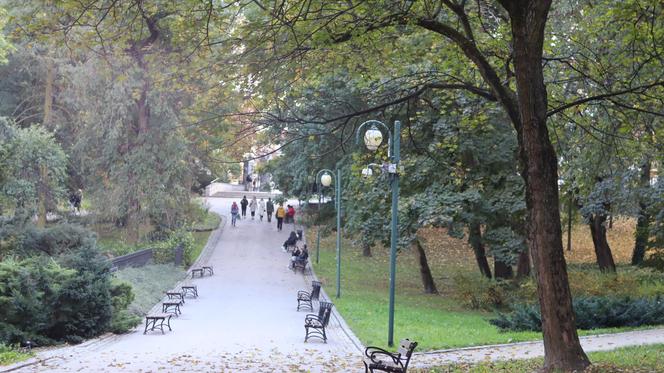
[[286, 205, 296, 224]]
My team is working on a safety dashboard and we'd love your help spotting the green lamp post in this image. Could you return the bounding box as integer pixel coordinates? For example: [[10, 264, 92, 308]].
[[316, 168, 342, 299], [356, 119, 401, 347]]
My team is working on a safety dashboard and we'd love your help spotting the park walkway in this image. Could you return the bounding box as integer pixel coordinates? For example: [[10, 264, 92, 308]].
[[7, 197, 362, 372], [5, 196, 664, 372]]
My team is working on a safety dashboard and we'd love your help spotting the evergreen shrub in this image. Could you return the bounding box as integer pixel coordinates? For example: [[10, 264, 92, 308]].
[[108, 280, 140, 333], [152, 229, 195, 266], [451, 272, 508, 310], [490, 295, 664, 332]]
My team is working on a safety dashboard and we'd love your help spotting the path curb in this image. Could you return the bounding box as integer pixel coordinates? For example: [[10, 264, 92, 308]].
[[299, 225, 365, 354]]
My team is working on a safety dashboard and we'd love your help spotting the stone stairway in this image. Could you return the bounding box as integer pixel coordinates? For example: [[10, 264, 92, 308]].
[[210, 190, 282, 199]]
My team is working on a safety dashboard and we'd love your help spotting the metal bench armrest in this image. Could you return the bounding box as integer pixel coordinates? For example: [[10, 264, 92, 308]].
[[365, 347, 402, 366]]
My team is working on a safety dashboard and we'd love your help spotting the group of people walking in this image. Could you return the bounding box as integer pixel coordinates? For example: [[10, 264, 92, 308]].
[[230, 196, 296, 230]]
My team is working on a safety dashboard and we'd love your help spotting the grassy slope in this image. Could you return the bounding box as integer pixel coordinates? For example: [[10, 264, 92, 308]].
[[113, 264, 188, 317], [417, 344, 664, 372], [310, 219, 655, 351], [0, 345, 32, 366]]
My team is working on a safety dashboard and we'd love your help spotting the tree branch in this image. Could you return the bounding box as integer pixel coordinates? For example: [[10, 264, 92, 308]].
[[547, 80, 664, 117]]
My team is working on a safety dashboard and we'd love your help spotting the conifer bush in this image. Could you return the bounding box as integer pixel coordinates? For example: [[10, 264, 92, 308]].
[[491, 295, 664, 332]]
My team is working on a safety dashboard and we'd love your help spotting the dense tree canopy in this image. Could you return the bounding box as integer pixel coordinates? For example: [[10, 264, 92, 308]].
[[0, 1, 662, 371]]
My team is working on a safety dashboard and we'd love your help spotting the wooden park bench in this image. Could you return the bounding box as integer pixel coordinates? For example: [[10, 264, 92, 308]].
[[166, 291, 184, 305], [363, 339, 418, 373], [297, 281, 321, 312], [182, 285, 198, 298], [162, 301, 182, 317], [202, 266, 214, 276], [144, 314, 172, 334], [304, 301, 334, 343]]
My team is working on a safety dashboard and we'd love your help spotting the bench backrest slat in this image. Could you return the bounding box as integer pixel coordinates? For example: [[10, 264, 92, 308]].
[[311, 281, 321, 301], [319, 302, 334, 327]]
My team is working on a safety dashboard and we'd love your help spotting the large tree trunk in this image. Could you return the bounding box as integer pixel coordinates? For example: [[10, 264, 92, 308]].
[[362, 242, 372, 257], [468, 222, 492, 279], [413, 238, 438, 294], [516, 249, 531, 278], [494, 258, 513, 280], [506, 2, 591, 370], [632, 160, 651, 265], [589, 213, 617, 272]]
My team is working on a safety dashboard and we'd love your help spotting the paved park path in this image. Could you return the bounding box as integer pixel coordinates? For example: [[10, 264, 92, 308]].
[[7, 197, 363, 372], [4, 196, 664, 372]]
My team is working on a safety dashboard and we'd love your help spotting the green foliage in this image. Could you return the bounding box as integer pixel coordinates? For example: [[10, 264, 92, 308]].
[[491, 296, 664, 332], [450, 272, 508, 311], [108, 280, 140, 334], [510, 266, 664, 303], [0, 122, 67, 217], [152, 229, 195, 266], [0, 250, 112, 345], [0, 8, 13, 65], [0, 223, 114, 346], [0, 343, 32, 366]]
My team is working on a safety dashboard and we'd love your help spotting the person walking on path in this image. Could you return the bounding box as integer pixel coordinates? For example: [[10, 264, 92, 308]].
[[240, 196, 248, 219], [287, 205, 296, 224], [275, 203, 286, 231], [258, 198, 266, 221], [249, 196, 258, 220], [230, 201, 239, 227], [266, 198, 274, 222]]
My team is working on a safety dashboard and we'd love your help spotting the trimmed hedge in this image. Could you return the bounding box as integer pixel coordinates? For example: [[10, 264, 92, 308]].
[[491, 295, 664, 332]]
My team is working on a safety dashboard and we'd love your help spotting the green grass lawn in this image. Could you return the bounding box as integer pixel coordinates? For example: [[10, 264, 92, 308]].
[[309, 229, 658, 351], [0, 344, 32, 366], [113, 264, 188, 317], [417, 344, 664, 372]]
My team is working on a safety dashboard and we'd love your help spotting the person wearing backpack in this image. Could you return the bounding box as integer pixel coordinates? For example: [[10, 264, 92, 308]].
[[275, 203, 286, 231], [230, 201, 240, 227]]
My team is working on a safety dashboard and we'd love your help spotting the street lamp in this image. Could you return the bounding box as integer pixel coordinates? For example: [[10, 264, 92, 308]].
[[316, 168, 342, 299], [356, 119, 401, 347]]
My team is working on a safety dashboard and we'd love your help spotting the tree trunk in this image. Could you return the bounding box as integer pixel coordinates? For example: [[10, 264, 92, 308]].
[[36, 164, 47, 228], [516, 249, 531, 278], [567, 192, 573, 251], [362, 242, 372, 257], [632, 160, 651, 265], [412, 238, 437, 294], [37, 57, 55, 228], [494, 258, 513, 280], [506, 2, 591, 370], [589, 214, 617, 272], [468, 222, 492, 279]]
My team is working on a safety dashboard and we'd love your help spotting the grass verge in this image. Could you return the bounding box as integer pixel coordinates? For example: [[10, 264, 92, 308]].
[[0, 344, 32, 366], [113, 264, 187, 317], [309, 228, 658, 351], [417, 344, 664, 372]]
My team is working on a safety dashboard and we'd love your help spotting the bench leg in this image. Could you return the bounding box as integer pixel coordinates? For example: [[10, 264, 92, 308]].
[[144, 318, 150, 334], [166, 315, 172, 331]]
